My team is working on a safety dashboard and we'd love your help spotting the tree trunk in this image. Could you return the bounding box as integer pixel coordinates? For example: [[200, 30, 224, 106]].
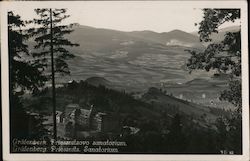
[[50, 8, 57, 140]]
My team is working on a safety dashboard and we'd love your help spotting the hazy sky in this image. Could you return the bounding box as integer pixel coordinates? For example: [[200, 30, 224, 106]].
[[7, 1, 240, 33]]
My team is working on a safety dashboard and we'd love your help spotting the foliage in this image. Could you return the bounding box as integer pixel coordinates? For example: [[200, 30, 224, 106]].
[[28, 8, 79, 76], [10, 94, 48, 141], [54, 81, 153, 115], [166, 114, 187, 153], [187, 9, 241, 109], [197, 9, 240, 42], [26, 8, 80, 140], [24, 78, 245, 154], [188, 9, 241, 76], [215, 113, 242, 154], [8, 11, 47, 94], [8, 11, 48, 142], [187, 9, 242, 154], [220, 79, 242, 109]]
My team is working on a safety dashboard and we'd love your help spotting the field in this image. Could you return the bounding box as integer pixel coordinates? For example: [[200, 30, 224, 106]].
[[44, 25, 237, 110]]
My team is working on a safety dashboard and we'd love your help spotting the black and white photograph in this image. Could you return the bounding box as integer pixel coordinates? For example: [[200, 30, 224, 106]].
[[1, 1, 249, 161]]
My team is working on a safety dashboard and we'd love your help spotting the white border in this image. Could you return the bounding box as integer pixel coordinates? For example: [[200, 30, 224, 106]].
[[1, 1, 249, 161]]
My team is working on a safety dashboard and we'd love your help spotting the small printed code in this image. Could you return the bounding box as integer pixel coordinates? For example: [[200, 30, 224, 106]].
[[220, 150, 234, 154]]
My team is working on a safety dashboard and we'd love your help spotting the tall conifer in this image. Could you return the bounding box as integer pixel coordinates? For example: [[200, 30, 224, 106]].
[[29, 8, 79, 140]]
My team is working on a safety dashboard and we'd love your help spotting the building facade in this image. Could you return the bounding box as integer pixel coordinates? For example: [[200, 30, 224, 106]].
[[63, 104, 121, 138]]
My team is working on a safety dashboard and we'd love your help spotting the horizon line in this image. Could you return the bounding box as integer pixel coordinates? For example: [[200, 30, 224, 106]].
[[75, 24, 241, 34]]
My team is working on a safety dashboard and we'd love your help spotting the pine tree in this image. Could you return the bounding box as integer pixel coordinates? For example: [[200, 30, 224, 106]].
[[8, 11, 47, 93], [8, 11, 48, 142], [29, 8, 79, 140]]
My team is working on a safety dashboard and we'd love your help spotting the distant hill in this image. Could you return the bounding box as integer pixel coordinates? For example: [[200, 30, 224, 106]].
[[209, 25, 240, 43], [131, 29, 204, 48], [49, 25, 230, 99], [191, 25, 240, 43], [162, 30, 203, 48], [85, 76, 112, 87], [219, 25, 240, 32], [67, 25, 204, 54], [141, 87, 219, 123], [58, 25, 208, 92], [67, 25, 134, 52]]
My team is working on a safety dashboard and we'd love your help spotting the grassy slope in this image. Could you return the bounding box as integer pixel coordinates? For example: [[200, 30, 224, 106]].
[[141, 87, 219, 123]]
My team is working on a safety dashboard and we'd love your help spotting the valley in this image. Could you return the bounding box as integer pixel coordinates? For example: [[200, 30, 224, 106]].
[[50, 25, 237, 109]]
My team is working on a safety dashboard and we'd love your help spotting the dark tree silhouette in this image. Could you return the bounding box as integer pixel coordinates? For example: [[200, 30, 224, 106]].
[[8, 11, 47, 94], [186, 9, 242, 154], [8, 11, 48, 142], [29, 8, 79, 75], [29, 8, 79, 140], [167, 114, 186, 153], [187, 9, 241, 109]]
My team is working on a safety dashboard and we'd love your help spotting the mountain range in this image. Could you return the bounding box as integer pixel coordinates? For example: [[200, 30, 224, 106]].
[[62, 25, 238, 88], [67, 25, 204, 53], [54, 25, 240, 109], [67, 25, 239, 52]]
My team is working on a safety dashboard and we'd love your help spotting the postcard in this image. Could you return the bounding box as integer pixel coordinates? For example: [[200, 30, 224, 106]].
[[1, 1, 249, 161]]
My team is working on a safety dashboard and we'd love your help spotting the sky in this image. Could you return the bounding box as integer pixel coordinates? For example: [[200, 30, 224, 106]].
[[6, 1, 241, 33]]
